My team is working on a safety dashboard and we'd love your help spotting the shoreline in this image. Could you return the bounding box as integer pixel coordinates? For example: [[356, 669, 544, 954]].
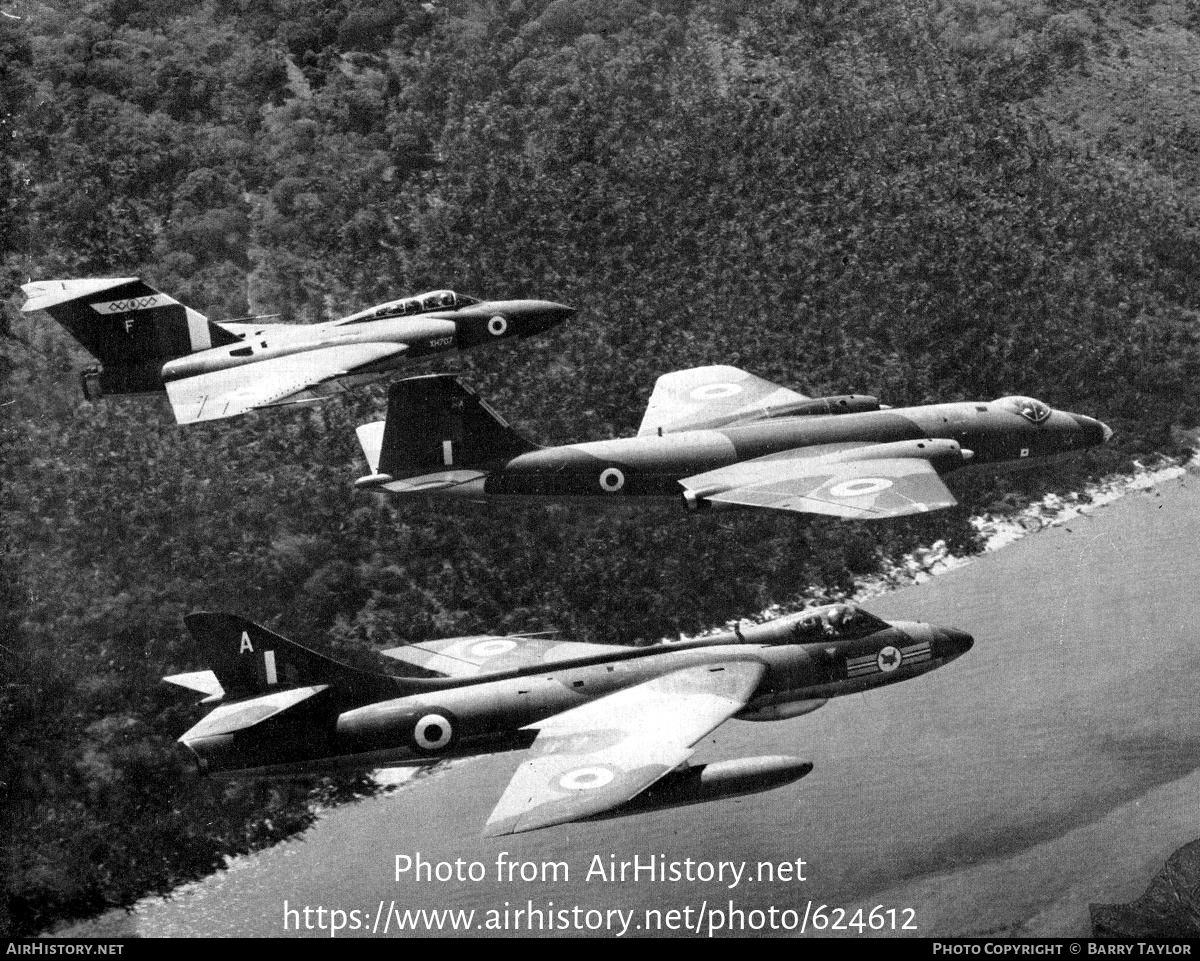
[[44, 453, 1197, 939]]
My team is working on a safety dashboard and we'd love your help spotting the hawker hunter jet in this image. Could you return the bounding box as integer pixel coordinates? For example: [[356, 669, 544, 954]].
[[166, 603, 972, 835], [353, 365, 1112, 519], [20, 278, 573, 424]]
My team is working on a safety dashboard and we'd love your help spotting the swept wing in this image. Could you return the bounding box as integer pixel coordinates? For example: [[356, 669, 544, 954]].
[[381, 635, 629, 679], [165, 341, 407, 424], [681, 442, 961, 518], [484, 661, 764, 836], [638, 365, 808, 436]]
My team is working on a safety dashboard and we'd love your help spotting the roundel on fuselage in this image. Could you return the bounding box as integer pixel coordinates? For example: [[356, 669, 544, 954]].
[[413, 711, 455, 752], [599, 467, 625, 493]]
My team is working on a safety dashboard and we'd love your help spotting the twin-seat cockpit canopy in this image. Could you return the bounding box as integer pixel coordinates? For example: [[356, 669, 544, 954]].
[[997, 396, 1051, 424], [356, 290, 480, 323]]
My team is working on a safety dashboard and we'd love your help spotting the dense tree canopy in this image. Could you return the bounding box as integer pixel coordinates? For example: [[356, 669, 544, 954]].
[[3, 0, 1198, 935]]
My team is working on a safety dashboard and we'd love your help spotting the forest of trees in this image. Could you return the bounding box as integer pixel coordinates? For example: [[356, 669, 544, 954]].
[[3, 0, 1200, 936]]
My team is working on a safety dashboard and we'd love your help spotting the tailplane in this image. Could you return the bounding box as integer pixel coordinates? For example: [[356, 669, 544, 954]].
[[21, 278, 239, 396], [357, 374, 538, 485]]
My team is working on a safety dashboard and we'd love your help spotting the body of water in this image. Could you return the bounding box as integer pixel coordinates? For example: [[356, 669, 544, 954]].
[[59, 474, 1200, 937]]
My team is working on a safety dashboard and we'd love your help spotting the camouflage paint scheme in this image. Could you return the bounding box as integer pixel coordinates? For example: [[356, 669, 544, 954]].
[[355, 366, 1112, 520], [167, 604, 972, 836]]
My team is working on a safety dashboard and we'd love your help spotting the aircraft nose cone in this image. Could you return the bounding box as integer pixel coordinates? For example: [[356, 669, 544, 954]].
[[542, 302, 576, 326], [935, 627, 974, 660], [1070, 414, 1112, 448], [500, 300, 574, 337]]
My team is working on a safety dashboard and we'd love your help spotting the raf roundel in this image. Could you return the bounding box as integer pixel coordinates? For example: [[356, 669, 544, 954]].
[[599, 467, 625, 493], [414, 713, 454, 751], [487, 315, 508, 336], [828, 477, 893, 499], [557, 765, 617, 792], [876, 646, 902, 673], [689, 382, 742, 401], [470, 639, 518, 658]]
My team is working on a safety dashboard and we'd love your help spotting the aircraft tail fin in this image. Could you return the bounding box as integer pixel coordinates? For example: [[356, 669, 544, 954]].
[[182, 612, 400, 701], [361, 374, 538, 483], [21, 278, 239, 394]]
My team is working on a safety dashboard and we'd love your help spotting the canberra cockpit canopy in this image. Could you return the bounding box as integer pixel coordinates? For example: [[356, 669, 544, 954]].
[[997, 396, 1051, 424]]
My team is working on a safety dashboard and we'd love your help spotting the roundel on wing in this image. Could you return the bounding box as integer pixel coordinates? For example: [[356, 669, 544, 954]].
[[470, 639, 518, 658], [487, 315, 508, 336], [689, 382, 742, 401], [599, 467, 625, 493], [876, 646, 902, 673], [828, 477, 893, 498], [557, 765, 617, 792], [413, 711, 455, 752]]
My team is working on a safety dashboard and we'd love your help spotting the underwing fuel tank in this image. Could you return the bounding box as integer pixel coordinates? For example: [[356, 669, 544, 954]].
[[735, 698, 829, 721], [588, 756, 813, 821]]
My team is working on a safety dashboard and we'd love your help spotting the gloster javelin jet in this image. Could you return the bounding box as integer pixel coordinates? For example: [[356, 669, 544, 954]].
[[353, 365, 1112, 519], [21, 277, 573, 424], [167, 604, 972, 835]]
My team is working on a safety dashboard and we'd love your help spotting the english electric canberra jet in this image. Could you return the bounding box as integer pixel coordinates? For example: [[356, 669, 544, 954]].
[[354, 366, 1112, 519], [167, 604, 972, 835], [20, 277, 573, 424]]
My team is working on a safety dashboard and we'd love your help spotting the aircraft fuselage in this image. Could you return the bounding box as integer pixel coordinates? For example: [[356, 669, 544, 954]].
[[366, 399, 1110, 500], [178, 613, 972, 776], [160, 299, 574, 385]]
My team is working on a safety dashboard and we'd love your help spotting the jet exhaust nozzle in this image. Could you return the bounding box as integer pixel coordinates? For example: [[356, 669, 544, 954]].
[[175, 739, 207, 777]]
